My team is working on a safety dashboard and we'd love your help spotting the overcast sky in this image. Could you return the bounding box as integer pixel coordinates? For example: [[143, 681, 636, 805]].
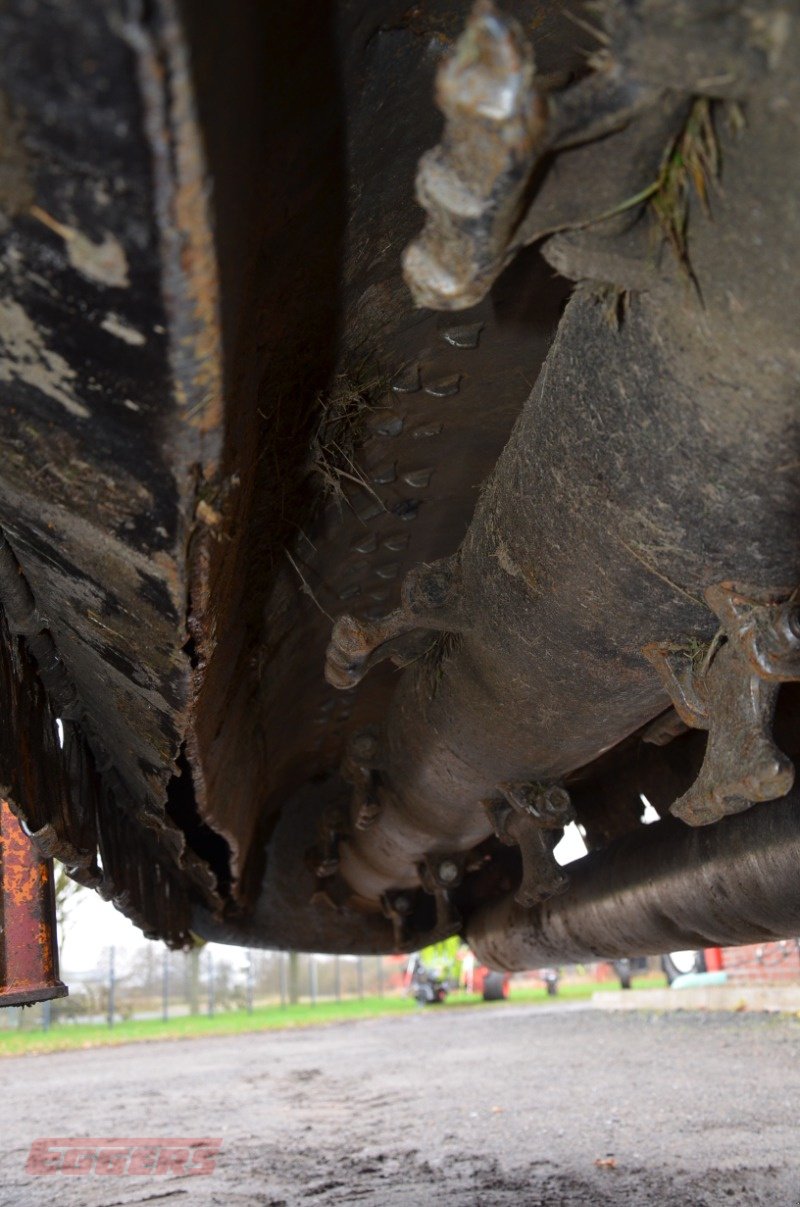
[[61, 881, 245, 975]]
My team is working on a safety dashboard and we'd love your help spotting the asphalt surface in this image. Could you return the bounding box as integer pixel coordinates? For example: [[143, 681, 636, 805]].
[[2, 1003, 799, 1205]]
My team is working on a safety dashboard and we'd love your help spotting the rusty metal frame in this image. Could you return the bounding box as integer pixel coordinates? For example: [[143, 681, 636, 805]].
[[0, 799, 67, 1007]]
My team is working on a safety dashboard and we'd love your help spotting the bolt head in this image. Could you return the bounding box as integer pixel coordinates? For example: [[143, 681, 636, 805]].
[[437, 858, 460, 885], [786, 605, 800, 641], [543, 785, 572, 818], [350, 732, 378, 760], [315, 857, 339, 878]]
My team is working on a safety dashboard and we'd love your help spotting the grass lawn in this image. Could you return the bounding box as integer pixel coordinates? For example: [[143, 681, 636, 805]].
[[0, 976, 663, 1058]]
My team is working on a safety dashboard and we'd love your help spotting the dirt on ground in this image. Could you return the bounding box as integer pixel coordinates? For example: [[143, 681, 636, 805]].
[[1, 1002, 799, 1206]]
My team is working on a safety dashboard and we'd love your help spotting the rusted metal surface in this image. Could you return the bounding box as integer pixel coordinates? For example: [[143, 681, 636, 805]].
[[403, 0, 786, 314], [3, 0, 569, 951], [467, 788, 800, 973], [0, 513, 209, 945], [0, 0, 231, 938], [0, 0, 799, 968], [0, 0, 616, 957], [0, 798, 66, 1007], [321, 0, 800, 940], [0, 595, 195, 948], [221, 1, 580, 947], [645, 584, 800, 826], [323, 280, 799, 930], [399, 0, 678, 314]]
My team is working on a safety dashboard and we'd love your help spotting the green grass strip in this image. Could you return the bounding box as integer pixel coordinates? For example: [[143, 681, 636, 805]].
[[0, 978, 661, 1058]]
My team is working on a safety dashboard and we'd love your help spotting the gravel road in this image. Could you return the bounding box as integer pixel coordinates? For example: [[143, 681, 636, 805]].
[[2, 1003, 799, 1206]]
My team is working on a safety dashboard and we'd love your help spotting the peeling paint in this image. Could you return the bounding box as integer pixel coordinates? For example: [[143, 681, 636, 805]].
[[65, 228, 130, 288], [0, 798, 64, 1003], [29, 205, 130, 288], [0, 299, 90, 419], [126, 13, 222, 440], [101, 312, 146, 345]]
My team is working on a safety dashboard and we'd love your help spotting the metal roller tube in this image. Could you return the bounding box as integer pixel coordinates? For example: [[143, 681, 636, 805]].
[[467, 789, 800, 972], [321, 6, 800, 926], [331, 279, 800, 907]]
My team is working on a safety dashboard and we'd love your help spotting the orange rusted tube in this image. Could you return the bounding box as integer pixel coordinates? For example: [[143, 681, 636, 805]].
[[0, 799, 67, 1007]]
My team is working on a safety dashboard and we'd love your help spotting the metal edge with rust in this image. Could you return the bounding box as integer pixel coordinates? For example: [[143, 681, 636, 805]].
[[0, 799, 67, 1006]]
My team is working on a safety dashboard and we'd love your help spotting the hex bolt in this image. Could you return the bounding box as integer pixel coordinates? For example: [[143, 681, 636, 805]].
[[437, 858, 460, 885], [350, 731, 378, 762], [786, 605, 800, 641], [313, 854, 340, 879], [539, 786, 572, 822], [488, 787, 574, 907], [502, 782, 575, 828], [0, 798, 68, 1007]]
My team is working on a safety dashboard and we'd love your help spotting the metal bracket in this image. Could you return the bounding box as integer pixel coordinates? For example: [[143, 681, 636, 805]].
[[380, 888, 416, 948], [485, 782, 575, 907], [401, 0, 547, 311], [419, 852, 465, 892], [0, 798, 68, 1007], [417, 852, 464, 934], [399, 2, 665, 313], [307, 802, 350, 883], [341, 729, 384, 830], [325, 554, 463, 690], [643, 582, 800, 826]]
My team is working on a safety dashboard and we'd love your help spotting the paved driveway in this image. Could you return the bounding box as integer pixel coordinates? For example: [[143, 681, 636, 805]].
[[1, 1004, 798, 1205]]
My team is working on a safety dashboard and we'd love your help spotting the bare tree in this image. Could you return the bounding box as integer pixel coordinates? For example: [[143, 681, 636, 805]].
[[53, 861, 84, 963]]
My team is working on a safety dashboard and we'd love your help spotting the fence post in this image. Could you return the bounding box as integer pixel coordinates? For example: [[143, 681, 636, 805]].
[[377, 955, 384, 998], [108, 945, 116, 1027], [246, 950, 254, 1014], [357, 956, 364, 999], [309, 954, 317, 1006], [207, 950, 215, 1017], [334, 955, 341, 1001], [279, 950, 288, 1008], [42, 998, 52, 1031], [162, 947, 169, 1021], [289, 951, 300, 1005], [187, 945, 201, 1016]]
